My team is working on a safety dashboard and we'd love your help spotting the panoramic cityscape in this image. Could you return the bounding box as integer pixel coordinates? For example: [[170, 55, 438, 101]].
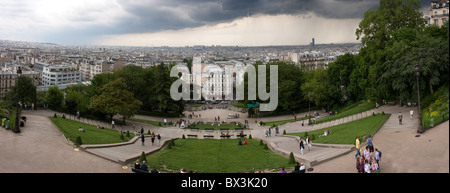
[[0, 0, 449, 190]]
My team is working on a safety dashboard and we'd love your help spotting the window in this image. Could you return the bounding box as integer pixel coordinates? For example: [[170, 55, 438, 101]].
[[435, 19, 439, 25]]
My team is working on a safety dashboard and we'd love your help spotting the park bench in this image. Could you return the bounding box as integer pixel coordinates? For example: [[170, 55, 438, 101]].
[[236, 134, 247, 138], [205, 128, 214, 131], [220, 135, 231, 139], [132, 168, 149, 173], [204, 135, 214, 139], [291, 169, 306, 173], [187, 134, 198, 138]]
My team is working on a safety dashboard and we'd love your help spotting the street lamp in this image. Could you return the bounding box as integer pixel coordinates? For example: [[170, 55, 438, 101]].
[[13, 66, 22, 133], [308, 92, 311, 125], [415, 64, 425, 134]]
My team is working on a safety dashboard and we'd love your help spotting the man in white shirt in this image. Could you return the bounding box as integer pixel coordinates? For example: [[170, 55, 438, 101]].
[[410, 110, 414, 120]]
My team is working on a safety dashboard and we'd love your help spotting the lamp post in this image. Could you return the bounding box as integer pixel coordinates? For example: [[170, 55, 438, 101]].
[[415, 64, 425, 134], [308, 92, 311, 125], [13, 66, 22, 133]]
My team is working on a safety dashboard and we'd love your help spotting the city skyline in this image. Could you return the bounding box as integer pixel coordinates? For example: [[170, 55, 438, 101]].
[[0, 0, 433, 47]]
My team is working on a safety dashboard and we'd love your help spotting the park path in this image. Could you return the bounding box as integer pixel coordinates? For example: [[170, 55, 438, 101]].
[[0, 110, 128, 173]]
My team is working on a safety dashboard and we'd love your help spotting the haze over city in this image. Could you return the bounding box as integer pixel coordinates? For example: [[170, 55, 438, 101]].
[[0, 0, 434, 47]]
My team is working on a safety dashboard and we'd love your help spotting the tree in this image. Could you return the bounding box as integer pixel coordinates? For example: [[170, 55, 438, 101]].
[[301, 68, 330, 109], [90, 78, 142, 122], [44, 86, 64, 110], [354, 0, 425, 101], [7, 75, 37, 106], [327, 53, 358, 105]]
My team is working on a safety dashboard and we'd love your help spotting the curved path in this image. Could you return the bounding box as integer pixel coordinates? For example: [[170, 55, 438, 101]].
[[1, 105, 448, 173]]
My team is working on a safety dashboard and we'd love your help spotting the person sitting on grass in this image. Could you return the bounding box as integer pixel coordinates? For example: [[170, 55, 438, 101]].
[[244, 139, 247, 145], [238, 139, 242, 146]]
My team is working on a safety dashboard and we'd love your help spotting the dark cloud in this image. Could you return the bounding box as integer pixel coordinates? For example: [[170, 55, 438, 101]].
[[114, 0, 380, 34]]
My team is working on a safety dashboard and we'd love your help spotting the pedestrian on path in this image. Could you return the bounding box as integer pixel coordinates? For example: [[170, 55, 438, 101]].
[[398, 112, 403, 125], [157, 134, 161, 147], [410, 110, 414, 120], [306, 135, 311, 152], [299, 137, 305, 155], [151, 133, 155, 146], [164, 118, 167, 127], [112, 120, 115, 129], [367, 135, 374, 153], [141, 134, 145, 146], [355, 136, 361, 158]]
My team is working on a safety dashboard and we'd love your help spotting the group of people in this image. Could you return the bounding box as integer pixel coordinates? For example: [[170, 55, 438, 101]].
[[140, 128, 161, 147], [265, 127, 280, 137], [298, 136, 312, 155], [134, 160, 159, 173], [354, 136, 382, 173], [237, 138, 248, 146], [279, 162, 306, 173]]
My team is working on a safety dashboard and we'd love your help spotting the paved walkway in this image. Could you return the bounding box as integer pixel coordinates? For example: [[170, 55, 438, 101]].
[[2, 105, 448, 173], [0, 111, 128, 173]]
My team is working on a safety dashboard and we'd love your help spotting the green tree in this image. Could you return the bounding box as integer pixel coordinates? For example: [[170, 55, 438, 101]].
[[7, 75, 37, 106], [301, 68, 330, 109], [44, 86, 64, 110], [327, 53, 358, 105], [90, 78, 142, 121]]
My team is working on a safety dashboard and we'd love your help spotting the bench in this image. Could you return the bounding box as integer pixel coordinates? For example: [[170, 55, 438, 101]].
[[387, 101, 396, 105], [187, 134, 198, 138], [291, 169, 306, 173], [132, 168, 149, 173], [205, 128, 214, 131], [236, 134, 247, 138], [220, 135, 231, 139], [204, 135, 214, 139]]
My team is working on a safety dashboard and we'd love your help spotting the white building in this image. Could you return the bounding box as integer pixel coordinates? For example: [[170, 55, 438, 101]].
[[42, 63, 81, 86]]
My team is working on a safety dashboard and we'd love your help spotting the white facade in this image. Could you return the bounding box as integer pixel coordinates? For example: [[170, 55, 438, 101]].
[[42, 64, 81, 86]]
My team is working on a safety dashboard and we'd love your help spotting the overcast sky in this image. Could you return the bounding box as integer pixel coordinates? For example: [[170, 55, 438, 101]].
[[0, 0, 432, 47]]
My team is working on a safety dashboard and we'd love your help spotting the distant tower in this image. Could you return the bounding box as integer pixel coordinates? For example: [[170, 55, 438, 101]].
[[310, 38, 315, 48]]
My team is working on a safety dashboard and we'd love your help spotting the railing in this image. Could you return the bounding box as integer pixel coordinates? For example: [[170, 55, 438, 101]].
[[423, 112, 449, 130], [431, 13, 449, 18]]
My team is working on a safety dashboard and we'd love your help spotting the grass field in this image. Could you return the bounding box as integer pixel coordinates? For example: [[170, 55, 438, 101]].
[[49, 117, 134, 145], [262, 116, 311, 127], [127, 117, 173, 127], [313, 101, 376, 124], [147, 139, 294, 173], [287, 114, 390, 145]]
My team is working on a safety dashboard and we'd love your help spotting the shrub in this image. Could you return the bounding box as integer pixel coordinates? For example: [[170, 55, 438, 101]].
[[126, 131, 130, 138], [167, 142, 173, 149], [248, 134, 252, 139], [170, 139, 175, 146], [303, 132, 309, 139], [372, 112, 376, 116], [263, 144, 269, 150], [430, 111, 439, 118], [182, 134, 186, 139], [311, 134, 316, 140], [120, 133, 124, 140], [259, 139, 264, 146], [62, 114, 66, 119], [75, 136, 82, 147], [381, 111, 385, 115], [54, 113, 57, 118], [283, 130, 286, 135], [288, 152, 296, 164], [139, 151, 147, 163], [148, 130, 151, 135]]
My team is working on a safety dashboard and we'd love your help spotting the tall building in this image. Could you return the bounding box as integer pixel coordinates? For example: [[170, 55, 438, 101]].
[[430, 0, 449, 27], [41, 63, 81, 86], [1, 65, 41, 99]]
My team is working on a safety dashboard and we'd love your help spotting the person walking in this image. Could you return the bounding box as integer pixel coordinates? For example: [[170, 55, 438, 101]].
[[151, 133, 155, 146], [112, 120, 115, 129], [410, 109, 414, 120], [157, 134, 161, 147], [367, 135, 374, 153], [306, 135, 311, 152], [398, 112, 403, 125], [299, 138, 305, 155], [354, 136, 361, 158], [141, 133, 145, 146]]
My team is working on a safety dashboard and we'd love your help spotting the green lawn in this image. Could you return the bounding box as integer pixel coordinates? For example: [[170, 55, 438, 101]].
[[313, 101, 376, 124], [127, 117, 173, 127], [147, 139, 294, 173], [262, 116, 311, 127], [49, 117, 134, 145], [287, 114, 390, 145]]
